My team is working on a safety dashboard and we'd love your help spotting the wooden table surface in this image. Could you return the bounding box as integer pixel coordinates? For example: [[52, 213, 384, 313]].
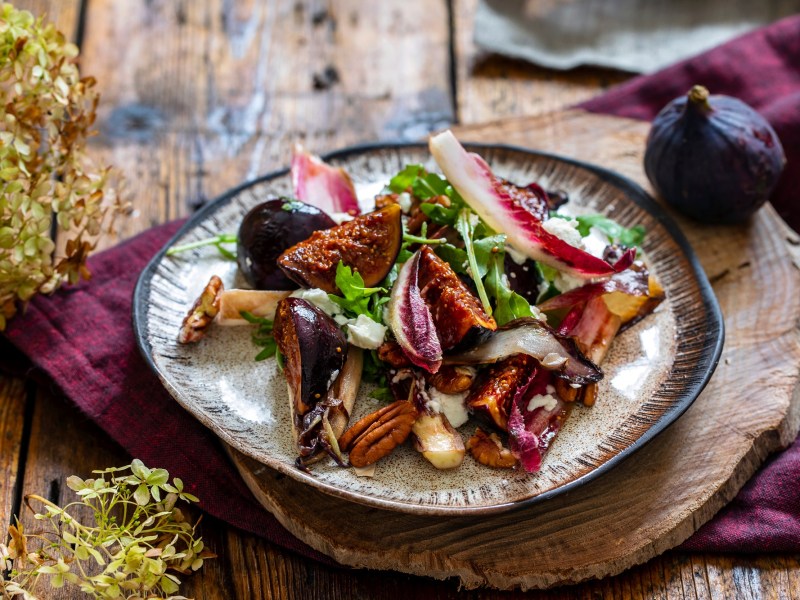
[[2, 1, 798, 598]]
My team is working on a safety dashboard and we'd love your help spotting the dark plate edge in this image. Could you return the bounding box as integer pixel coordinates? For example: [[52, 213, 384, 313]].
[[132, 141, 725, 517]]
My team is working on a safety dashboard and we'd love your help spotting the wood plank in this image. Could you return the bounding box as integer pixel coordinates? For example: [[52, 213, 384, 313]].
[[0, 377, 27, 530], [77, 0, 453, 248], [0, 0, 81, 556], [453, 0, 631, 124]]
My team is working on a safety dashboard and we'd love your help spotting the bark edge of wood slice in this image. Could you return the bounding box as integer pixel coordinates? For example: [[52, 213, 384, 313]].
[[229, 110, 800, 590]]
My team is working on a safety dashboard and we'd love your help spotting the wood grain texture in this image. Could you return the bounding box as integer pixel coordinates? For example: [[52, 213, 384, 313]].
[[0, 377, 27, 530], [231, 110, 800, 590], [453, 0, 630, 124], [78, 0, 453, 249], [10, 0, 800, 598]]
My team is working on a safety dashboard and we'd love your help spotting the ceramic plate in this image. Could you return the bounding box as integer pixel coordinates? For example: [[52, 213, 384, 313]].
[[133, 143, 723, 516]]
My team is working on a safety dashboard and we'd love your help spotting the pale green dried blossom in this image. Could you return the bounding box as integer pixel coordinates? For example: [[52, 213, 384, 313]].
[[0, 3, 124, 329], [0, 460, 212, 599]]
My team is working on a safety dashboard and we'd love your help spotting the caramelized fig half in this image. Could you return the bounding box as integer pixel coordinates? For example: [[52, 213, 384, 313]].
[[273, 297, 347, 417], [278, 204, 402, 293], [417, 246, 496, 350], [466, 354, 536, 431]]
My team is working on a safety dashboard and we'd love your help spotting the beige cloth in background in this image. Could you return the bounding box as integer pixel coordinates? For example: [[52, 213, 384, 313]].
[[475, 0, 800, 73]]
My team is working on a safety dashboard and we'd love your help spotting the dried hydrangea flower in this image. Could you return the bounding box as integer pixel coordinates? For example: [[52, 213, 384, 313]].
[[0, 5, 125, 329]]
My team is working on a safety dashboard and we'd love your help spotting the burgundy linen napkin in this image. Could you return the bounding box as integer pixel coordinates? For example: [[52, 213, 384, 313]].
[[580, 14, 800, 552], [2, 222, 334, 565]]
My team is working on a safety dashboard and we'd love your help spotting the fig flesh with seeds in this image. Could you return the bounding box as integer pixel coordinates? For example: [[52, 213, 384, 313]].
[[278, 204, 402, 294]]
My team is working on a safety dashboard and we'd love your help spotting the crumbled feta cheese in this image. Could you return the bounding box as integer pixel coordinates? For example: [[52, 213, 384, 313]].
[[527, 392, 558, 413], [426, 388, 469, 427], [583, 226, 611, 258], [542, 217, 584, 249], [529, 304, 547, 322], [345, 314, 387, 349], [553, 271, 586, 293], [505, 244, 528, 265], [397, 192, 413, 214], [289, 288, 342, 316], [330, 212, 356, 224]]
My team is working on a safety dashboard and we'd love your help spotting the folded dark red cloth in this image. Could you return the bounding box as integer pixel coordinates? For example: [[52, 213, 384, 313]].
[[4, 15, 800, 566], [3, 221, 334, 566], [580, 14, 800, 552]]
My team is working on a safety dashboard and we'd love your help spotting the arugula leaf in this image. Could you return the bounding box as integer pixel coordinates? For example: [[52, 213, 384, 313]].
[[472, 234, 506, 280], [328, 262, 386, 321], [362, 349, 386, 384], [485, 252, 533, 326], [369, 386, 395, 402], [533, 263, 561, 303], [389, 164, 465, 226], [455, 209, 492, 315], [434, 243, 468, 275], [419, 201, 460, 226], [240, 311, 278, 361], [388, 165, 448, 199], [574, 215, 646, 247]]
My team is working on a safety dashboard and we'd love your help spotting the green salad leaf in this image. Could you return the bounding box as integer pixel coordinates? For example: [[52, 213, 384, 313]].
[[239, 311, 277, 360], [328, 262, 388, 321], [574, 215, 646, 247]]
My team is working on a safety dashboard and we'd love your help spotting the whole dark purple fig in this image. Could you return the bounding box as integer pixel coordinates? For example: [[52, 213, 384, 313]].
[[237, 199, 335, 290], [273, 297, 347, 417], [644, 85, 785, 224]]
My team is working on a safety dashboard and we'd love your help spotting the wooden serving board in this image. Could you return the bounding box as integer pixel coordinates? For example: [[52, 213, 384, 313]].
[[229, 110, 800, 590]]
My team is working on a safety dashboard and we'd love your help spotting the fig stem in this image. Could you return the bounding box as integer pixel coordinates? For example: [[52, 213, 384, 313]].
[[166, 233, 237, 257], [687, 85, 712, 112]]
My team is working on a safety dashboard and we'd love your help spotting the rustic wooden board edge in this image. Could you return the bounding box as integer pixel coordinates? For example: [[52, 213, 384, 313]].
[[230, 377, 800, 591]]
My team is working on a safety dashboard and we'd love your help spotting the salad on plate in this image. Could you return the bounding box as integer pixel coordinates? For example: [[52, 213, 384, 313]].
[[172, 131, 664, 475]]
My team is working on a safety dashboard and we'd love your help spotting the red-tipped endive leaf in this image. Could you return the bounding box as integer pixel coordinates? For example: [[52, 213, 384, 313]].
[[537, 268, 650, 313], [507, 369, 568, 473], [429, 130, 635, 279], [387, 251, 442, 373], [291, 145, 361, 216]]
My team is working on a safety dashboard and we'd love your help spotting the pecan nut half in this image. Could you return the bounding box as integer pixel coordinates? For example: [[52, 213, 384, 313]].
[[178, 275, 223, 344], [425, 365, 476, 394], [467, 428, 517, 469], [338, 400, 418, 468]]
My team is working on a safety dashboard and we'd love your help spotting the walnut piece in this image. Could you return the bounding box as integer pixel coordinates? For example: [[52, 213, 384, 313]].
[[178, 275, 223, 344], [338, 400, 418, 468], [467, 428, 517, 469]]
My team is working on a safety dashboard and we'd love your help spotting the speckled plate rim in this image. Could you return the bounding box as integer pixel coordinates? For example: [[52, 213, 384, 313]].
[[133, 141, 724, 516]]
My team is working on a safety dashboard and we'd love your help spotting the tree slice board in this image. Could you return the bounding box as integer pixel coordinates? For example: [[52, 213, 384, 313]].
[[229, 110, 800, 590]]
